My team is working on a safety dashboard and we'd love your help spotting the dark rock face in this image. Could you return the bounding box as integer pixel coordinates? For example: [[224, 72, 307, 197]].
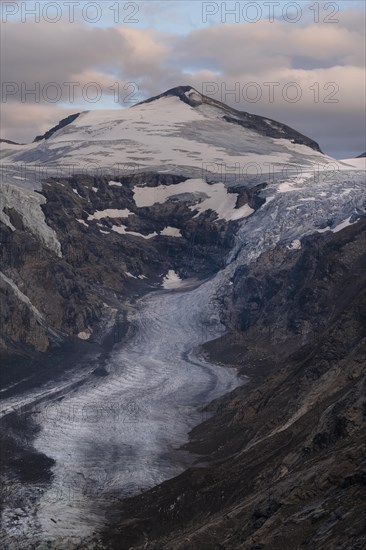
[[356, 152, 366, 158], [227, 182, 267, 211], [0, 172, 239, 374], [33, 113, 81, 142], [0, 139, 22, 145], [222, 113, 322, 151], [227, 218, 366, 353], [135, 85, 202, 107], [100, 219, 366, 550]]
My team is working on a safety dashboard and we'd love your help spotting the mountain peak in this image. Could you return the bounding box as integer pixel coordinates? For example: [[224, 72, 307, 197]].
[[135, 85, 322, 152], [10, 84, 323, 159], [135, 85, 203, 107]]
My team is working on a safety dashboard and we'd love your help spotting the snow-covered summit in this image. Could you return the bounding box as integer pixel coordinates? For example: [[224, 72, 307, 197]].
[[1, 85, 341, 189], [136, 85, 322, 151], [134, 85, 206, 107], [1, 86, 364, 250]]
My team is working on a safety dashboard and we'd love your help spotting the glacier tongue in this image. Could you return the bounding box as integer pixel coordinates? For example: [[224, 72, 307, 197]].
[[2, 281, 241, 545]]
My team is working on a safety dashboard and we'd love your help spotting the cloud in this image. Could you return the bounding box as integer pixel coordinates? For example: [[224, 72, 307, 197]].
[[0, 10, 365, 157], [0, 102, 75, 142], [171, 19, 364, 74]]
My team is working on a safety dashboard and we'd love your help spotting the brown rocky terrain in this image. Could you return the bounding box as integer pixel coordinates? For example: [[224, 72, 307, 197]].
[[0, 172, 239, 388], [96, 218, 366, 550]]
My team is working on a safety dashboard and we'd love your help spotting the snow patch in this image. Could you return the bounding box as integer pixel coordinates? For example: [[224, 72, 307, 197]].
[[287, 239, 302, 250], [109, 180, 123, 187], [163, 270, 184, 289], [332, 217, 354, 233], [317, 217, 356, 235], [133, 178, 254, 221], [317, 226, 331, 234], [160, 226, 182, 237], [87, 208, 132, 220], [77, 330, 91, 340], [111, 224, 157, 239], [185, 89, 203, 103]]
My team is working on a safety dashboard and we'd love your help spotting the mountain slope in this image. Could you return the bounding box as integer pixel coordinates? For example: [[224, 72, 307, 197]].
[[0, 84, 365, 391], [0, 86, 365, 548], [2, 85, 358, 365], [1, 86, 340, 189]]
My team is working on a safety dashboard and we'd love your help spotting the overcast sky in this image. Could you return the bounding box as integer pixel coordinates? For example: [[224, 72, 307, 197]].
[[1, 0, 365, 158]]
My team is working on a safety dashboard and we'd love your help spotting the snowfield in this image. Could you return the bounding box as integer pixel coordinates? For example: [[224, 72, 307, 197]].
[[0, 91, 345, 190], [339, 157, 366, 170]]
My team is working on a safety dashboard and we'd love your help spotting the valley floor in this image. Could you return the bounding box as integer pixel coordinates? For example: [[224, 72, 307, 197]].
[[0, 281, 241, 548]]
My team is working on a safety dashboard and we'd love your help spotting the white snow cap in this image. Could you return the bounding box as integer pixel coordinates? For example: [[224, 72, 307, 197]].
[[0, 85, 340, 190]]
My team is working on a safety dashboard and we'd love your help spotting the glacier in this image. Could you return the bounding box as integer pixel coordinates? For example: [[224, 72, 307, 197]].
[[0, 85, 365, 547]]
